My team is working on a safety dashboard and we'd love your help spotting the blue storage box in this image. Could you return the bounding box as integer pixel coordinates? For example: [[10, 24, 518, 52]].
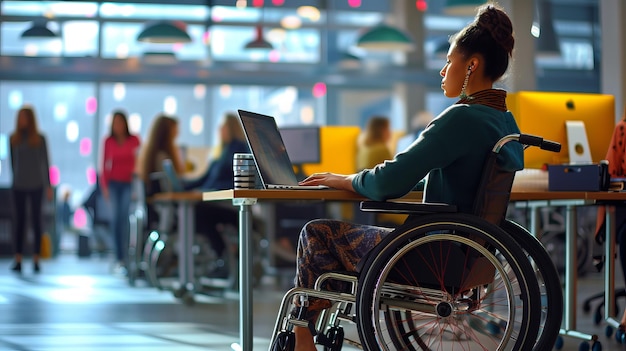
[[548, 164, 602, 191]]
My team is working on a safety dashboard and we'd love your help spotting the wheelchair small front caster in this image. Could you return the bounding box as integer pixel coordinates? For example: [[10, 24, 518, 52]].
[[272, 330, 295, 351], [322, 326, 344, 351]]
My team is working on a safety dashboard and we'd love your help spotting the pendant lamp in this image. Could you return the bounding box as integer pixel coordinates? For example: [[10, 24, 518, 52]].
[[137, 20, 191, 44], [244, 4, 273, 51], [21, 21, 58, 39], [356, 24, 414, 52], [532, 0, 561, 57], [244, 26, 273, 50]]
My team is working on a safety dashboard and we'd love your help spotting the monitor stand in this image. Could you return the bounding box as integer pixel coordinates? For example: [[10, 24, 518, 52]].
[[565, 120, 592, 164]]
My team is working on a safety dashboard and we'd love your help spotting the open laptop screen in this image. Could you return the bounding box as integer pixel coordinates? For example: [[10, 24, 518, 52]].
[[237, 110, 299, 187]]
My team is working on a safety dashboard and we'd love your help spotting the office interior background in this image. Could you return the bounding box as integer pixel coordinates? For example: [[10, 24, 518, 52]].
[[0, 0, 623, 222]]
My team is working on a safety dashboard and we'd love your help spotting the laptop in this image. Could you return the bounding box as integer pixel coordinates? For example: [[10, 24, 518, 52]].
[[237, 109, 328, 190]]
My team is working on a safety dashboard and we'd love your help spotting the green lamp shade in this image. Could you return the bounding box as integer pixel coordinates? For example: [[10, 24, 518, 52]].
[[356, 25, 414, 51], [444, 0, 487, 16], [21, 23, 58, 39], [244, 26, 273, 50], [137, 21, 191, 44]]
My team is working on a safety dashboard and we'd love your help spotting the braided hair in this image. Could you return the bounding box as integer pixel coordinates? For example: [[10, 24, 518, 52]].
[[451, 4, 514, 82]]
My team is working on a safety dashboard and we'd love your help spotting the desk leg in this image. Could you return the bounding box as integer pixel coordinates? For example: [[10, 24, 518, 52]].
[[559, 205, 597, 342], [178, 201, 195, 294], [564, 205, 578, 332], [239, 202, 254, 351], [529, 205, 541, 239], [605, 205, 620, 328]]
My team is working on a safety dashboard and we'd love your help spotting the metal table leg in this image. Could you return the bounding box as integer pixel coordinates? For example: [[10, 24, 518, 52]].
[[605, 204, 621, 328], [235, 198, 257, 351], [178, 201, 196, 294], [560, 204, 597, 341]]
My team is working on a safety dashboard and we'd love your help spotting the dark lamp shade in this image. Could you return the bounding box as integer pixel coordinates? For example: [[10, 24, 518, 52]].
[[137, 21, 191, 44], [356, 25, 414, 52], [21, 23, 58, 39], [244, 26, 273, 50]]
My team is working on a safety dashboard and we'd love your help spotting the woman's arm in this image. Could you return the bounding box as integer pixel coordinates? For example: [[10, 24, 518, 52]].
[[40, 135, 53, 200], [299, 173, 356, 192]]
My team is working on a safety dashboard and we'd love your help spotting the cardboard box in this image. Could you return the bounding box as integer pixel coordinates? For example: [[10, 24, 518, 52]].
[[548, 164, 603, 191]]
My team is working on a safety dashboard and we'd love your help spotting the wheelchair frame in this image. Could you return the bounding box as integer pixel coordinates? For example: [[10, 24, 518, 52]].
[[269, 133, 564, 351]]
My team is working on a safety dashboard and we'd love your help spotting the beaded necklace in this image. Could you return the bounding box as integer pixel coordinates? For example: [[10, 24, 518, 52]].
[[456, 89, 508, 112]]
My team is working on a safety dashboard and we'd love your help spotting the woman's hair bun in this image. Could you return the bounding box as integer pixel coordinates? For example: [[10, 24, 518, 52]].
[[476, 4, 514, 55]]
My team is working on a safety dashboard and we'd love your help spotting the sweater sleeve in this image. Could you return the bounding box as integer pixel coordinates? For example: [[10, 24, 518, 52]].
[[352, 106, 472, 201], [40, 135, 51, 187]]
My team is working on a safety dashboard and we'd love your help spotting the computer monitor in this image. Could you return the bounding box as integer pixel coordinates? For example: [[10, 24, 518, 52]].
[[279, 126, 321, 180], [507, 91, 615, 169]]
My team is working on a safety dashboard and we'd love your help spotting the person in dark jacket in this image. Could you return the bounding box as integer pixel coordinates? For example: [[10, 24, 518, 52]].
[[9, 106, 53, 274]]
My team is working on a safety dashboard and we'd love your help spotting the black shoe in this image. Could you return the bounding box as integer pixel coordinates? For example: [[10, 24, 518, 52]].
[[33, 262, 40, 273], [11, 262, 21, 273]]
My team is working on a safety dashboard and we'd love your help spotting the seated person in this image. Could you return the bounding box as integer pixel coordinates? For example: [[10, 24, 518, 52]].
[[185, 112, 249, 191], [289, 5, 522, 350], [137, 114, 186, 196], [138, 112, 250, 278], [356, 116, 393, 171], [595, 107, 626, 327]]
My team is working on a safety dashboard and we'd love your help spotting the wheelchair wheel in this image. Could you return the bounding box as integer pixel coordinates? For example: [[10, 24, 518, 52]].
[[356, 213, 541, 351], [502, 220, 563, 351]]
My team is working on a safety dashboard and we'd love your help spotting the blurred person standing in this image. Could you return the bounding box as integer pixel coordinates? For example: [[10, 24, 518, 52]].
[[356, 116, 393, 171], [100, 110, 140, 273], [9, 106, 52, 273]]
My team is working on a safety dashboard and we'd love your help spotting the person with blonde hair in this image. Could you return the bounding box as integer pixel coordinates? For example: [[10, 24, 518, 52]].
[[356, 116, 393, 171], [9, 106, 52, 273], [186, 112, 249, 191]]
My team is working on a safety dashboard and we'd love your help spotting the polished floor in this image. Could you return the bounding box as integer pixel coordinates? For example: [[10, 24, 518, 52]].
[[1, 250, 626, 350]]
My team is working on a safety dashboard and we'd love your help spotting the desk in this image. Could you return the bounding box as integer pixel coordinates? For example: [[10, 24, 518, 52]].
[[203, 189, 625, 351], [151, 191, 203, 299]]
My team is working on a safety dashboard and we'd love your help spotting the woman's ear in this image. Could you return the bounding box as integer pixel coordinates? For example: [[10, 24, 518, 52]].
[[468, 57, 479, 72]]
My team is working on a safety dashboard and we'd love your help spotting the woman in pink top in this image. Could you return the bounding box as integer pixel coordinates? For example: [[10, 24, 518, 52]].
[[101, 110, 140, 270]]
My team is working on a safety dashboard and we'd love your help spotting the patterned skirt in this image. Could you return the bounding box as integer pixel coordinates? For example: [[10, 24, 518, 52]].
[[293, 219, 393, 322]]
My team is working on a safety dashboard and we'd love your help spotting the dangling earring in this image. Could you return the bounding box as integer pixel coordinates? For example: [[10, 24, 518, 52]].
[[459, 66, 473, 100]]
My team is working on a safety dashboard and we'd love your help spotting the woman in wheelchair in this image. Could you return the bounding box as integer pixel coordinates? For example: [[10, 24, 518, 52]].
[[291, 4, 521, 350]]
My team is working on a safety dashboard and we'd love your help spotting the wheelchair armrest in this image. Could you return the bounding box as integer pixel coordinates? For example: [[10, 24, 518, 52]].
[[360, 201, 457, 215]]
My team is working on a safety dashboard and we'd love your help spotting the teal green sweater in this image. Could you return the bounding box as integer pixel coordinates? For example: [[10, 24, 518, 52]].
[[352, 103, 524, 213]]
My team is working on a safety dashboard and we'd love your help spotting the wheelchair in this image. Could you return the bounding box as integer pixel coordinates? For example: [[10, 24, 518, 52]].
[[270, 134, 564, 351]]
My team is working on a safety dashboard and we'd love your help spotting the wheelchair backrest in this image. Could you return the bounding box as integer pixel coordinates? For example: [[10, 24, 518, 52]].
[[471, 152, 516, 226]]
